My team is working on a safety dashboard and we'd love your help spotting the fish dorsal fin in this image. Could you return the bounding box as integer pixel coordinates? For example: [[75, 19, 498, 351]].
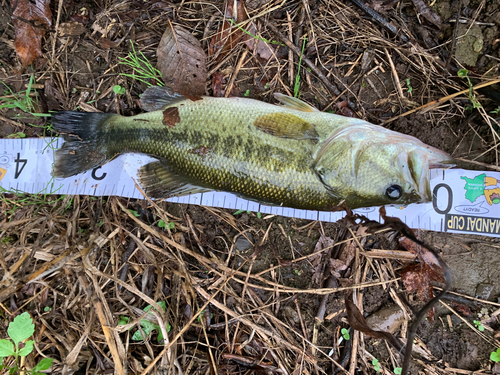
[[273, 93, 319, 112], [254, 112, 319, 141], [140, 86, 186, 111], [138, 161, 212, 198]]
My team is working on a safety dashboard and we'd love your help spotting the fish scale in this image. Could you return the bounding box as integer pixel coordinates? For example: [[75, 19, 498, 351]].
[[102, 103, 331, 209], [51, 87, 454, 210]]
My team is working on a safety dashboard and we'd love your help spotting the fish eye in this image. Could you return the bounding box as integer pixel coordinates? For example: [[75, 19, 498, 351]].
[[385, 184, 403, 200]]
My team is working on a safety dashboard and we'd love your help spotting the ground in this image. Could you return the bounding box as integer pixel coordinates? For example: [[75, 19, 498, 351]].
[[1, 0, 500, 374]]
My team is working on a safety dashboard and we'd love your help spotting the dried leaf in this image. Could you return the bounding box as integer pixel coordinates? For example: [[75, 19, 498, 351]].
[[400, 238, 445, 322], [451, 302, 471, 317], [244, 23, 276, 61], [369, 0, 399, 14], [212, 71, 226, 97], [336, 100, 358, 118], [411, 0, 442, 27], [311, 234, 335, 285], [345, 294, 403, 352], [399, 236, 439, 267], [209, 0, 248, 60], [329, 259, 347, 278], [365, 305, 405, 334], [12, 0, 52, 67], [58, 21, 86, 37], [157, 23, 207, 98]]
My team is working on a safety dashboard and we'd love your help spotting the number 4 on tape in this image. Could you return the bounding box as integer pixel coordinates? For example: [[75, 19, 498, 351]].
[[14, 153, 27, 179]]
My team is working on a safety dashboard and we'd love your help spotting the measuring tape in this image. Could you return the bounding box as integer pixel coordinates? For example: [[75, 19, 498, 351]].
[[1, 137, 500, 237]]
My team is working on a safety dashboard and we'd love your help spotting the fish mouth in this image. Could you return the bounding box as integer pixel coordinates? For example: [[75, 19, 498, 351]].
[[408, 146, 455, 202]]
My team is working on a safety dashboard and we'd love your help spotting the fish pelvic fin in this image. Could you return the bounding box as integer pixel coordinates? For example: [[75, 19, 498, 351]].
[[138, 161, 212, 199], [52, 111, 118, 178]]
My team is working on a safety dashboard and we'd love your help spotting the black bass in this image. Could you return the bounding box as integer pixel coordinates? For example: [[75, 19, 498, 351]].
[[51, 87, 454, 210]]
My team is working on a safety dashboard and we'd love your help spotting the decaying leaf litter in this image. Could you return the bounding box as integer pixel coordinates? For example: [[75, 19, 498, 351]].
[[1, 0, 500, 374]]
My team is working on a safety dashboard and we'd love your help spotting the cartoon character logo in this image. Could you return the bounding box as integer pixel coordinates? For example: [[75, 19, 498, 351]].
[[461, 174, 500, 205], [484, 177, 500, 205], [0, 154, 13, 183]]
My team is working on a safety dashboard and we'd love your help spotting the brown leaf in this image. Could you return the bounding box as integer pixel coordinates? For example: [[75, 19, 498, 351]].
[[311, 234, 335, 285], [209, 0, 248, 60], [12, 0, 52, 67], [329, 259, 347, 278], [157, 23, 207, 98], [400, 247, 445, 322], [411, 0, 442, 27], [212, 71, 226, 97], [345, 294, 403, 352], [336, 100, 358, 118], [244, 22, 276, 61], [58, 21, 86, 36], [399, 236, 439, 266]]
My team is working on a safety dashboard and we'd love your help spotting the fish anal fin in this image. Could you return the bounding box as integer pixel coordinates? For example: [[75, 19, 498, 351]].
[[138, 161, 212, 198], [254, 112, 319, 141], [140, 86, 187, 111], [273, 93, 319, 112]]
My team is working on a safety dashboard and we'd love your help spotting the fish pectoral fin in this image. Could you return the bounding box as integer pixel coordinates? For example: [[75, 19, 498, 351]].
[[140, 86, 187, 111], [138, 161, 212, 198], [273, 93, 319, 112], [254, 112, 319, 141]]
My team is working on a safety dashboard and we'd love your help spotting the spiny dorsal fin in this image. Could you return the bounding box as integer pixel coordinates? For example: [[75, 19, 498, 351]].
[[138, 161, 212, 198], [254, 112, 319, 141], [140, 86, 186, 111], [274, 93, 319, 112]]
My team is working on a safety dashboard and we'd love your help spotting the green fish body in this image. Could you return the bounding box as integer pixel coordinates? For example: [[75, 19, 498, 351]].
[[52, 87, 454, 210]]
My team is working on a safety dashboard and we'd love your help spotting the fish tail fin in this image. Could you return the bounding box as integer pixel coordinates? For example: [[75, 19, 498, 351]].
[[51, 111, 118, 178]]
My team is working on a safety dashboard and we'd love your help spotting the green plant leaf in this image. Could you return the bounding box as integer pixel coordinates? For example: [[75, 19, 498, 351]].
[[118, 316, 130, 326], [132, 330, 145, 341], [140, 320, 155, 335], [127, 209, 140, 217], [7, 132, 26, 139], [457, 69, 468, 77], [341, 328, 350, 340], [158, 220, 166, 228], [113, 85, 126, 95], [491, 348, 500, 362], [32, 357, 53, 371], [156, 324, 171, 342], [157, 301, 167, 311], [17, 340, 34, 357], [8, 312, 35, 345], [0, 339, 15, 357], [394, 367, 402, 374]]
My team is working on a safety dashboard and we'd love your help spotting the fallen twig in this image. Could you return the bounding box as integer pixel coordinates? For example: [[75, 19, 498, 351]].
[[383, 77, 500, 124], [265, 22, 356, 109], [349, 0, 409, 42]]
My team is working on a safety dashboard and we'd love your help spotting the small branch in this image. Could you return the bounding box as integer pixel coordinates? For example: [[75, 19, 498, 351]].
[[349, 0, 409, 42], [446, 0, 463, 70], [383, 77, 500, 124], [265, 22, 348, 102]]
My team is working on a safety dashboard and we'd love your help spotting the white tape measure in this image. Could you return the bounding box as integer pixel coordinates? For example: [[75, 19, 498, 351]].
[[1, 137, 500, 237]]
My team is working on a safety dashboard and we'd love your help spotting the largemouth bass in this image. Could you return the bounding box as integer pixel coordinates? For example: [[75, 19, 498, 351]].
[[52, 87, 454, 210]]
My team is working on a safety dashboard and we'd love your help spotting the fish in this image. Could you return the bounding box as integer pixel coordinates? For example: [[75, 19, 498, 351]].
[[51, 86, 454, 210]]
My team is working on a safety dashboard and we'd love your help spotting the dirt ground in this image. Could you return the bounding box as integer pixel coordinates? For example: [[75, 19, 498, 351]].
[[1, 0, 500, 374]]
